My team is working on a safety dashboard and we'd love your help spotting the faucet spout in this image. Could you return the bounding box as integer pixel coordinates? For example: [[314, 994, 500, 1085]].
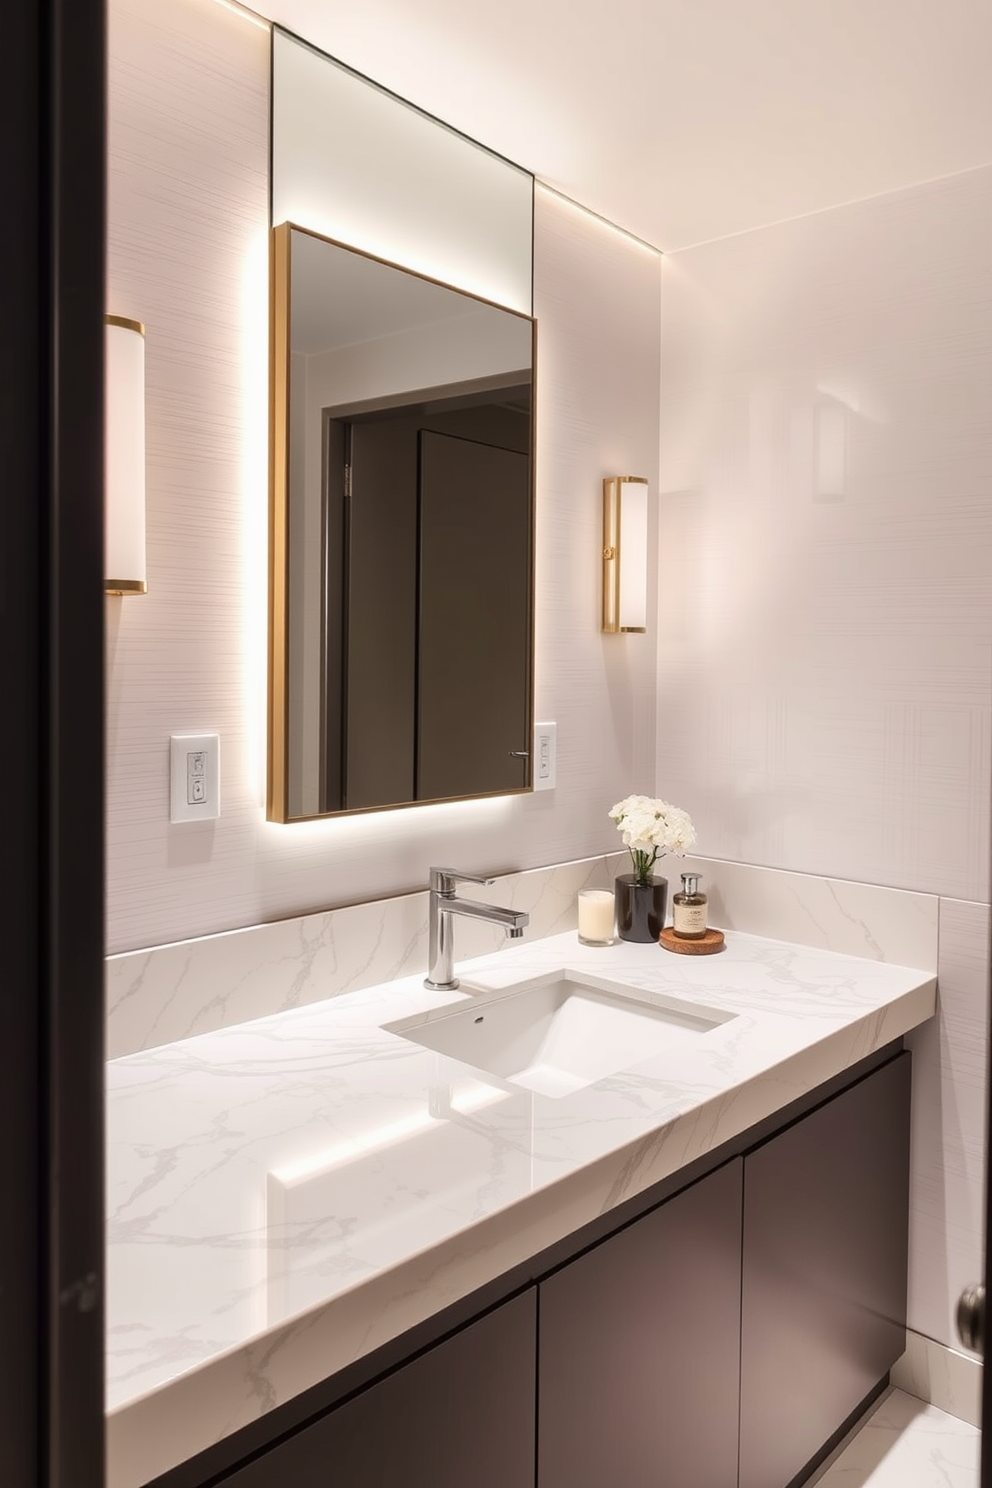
[[425, 867, 529, 990], [436, 896, 529, 933]]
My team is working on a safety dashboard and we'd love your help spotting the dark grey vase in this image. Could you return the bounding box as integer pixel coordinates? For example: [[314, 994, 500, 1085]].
[[615, 874, 668, 943]]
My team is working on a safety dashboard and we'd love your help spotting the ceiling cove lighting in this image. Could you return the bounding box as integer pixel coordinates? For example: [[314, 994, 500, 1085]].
[[602, 475, 649, 633], [105, 314, 147, 596]]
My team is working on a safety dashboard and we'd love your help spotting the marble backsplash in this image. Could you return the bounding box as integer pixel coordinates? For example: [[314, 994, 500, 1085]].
[[106, 856, 615, 1058], [106, 853, 939, 1059]]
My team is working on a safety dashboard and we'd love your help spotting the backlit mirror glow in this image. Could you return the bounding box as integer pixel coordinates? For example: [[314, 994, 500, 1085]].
[[268, 223, 536, 822]]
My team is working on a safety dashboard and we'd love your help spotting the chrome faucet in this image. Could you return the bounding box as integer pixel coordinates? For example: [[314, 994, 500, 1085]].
[[425, 866, 529, 990]]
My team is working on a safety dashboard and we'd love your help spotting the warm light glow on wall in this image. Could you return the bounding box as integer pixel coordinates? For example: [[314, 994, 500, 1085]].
[[105, 315, 147, 595], [239, 229, 271, 804], [536, 183, 662, 256], [602, 476, 649, 632], [211, 0, 270, 28]]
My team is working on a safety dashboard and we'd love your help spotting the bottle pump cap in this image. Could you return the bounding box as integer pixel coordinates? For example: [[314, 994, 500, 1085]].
[[681, 873, 699, 895]]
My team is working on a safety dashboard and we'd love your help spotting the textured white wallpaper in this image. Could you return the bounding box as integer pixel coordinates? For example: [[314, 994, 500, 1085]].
[[105, 0, 661, 955], [657, 169, 992, 1353], [656, 167, 992, 902]]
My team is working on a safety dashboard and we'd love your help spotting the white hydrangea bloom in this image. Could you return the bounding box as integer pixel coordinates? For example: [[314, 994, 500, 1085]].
[[609, 794, 696, 880]]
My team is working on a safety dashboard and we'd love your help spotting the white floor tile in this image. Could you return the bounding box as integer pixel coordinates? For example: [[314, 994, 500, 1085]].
[[812, 1388, 980, 1487]]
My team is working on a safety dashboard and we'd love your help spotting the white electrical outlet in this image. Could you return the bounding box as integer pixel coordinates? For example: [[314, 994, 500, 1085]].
[[533, 722, 557, 791], [170, 734, 220, 823]]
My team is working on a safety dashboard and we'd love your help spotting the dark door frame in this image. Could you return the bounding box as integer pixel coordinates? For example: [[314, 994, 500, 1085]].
[[2, 0, 106, 1484], [983, 974, 992, 1485]]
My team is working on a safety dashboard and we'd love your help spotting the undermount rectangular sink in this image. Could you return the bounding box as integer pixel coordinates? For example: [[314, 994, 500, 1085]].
[[383, 970, 736, 1098]]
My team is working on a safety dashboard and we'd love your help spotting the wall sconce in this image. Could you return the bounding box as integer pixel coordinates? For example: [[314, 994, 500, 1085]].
[[602, 475, 648, 633], [105, 314, 147, 595]]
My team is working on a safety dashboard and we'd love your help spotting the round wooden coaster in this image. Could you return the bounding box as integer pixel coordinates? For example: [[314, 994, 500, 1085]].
[[658, 926, 725, 955]]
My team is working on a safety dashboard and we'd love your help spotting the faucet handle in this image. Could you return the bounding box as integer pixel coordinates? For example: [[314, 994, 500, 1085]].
[[429, 866, 495, 895]]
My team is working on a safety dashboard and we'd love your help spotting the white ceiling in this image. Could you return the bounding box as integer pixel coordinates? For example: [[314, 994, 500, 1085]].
[[261, 0, 992, 251]]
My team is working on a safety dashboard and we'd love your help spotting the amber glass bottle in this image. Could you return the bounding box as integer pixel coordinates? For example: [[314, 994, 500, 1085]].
[[672, 873, 707, 939]]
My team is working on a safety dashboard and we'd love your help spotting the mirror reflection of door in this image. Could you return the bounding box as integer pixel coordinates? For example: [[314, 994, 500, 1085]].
[[323, 392, 531, 812], [273, 224, 535, 822], [417, 429, 530, 802], [272, 226, 535, 821]]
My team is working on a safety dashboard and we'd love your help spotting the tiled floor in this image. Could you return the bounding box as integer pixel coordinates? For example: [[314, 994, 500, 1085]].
[[810, 1388, 980, 1487]]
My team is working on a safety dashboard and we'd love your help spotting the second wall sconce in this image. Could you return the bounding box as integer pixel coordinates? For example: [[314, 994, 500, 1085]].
[[602, 475, 648, 633], [105, 314, 147, 596]]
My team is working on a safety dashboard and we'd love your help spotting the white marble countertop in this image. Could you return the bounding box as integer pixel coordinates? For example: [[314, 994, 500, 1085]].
[[106, 928, 936, 1488]]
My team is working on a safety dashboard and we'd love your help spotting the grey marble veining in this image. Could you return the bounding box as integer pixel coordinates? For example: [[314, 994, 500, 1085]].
[[105, 856, 614, 1058], [106, 925, 935, 1488], [106, 854, 937, 1059]]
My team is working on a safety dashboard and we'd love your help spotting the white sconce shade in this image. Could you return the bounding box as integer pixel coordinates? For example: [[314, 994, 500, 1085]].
[[602, 475, 648, 633], [105, 314, 147, 595]]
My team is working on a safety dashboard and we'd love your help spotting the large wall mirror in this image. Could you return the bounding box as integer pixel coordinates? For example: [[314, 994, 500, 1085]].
[[268, 223, 536, 822]]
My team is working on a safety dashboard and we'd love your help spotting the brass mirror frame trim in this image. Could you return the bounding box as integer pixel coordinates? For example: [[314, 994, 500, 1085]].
[[105, 579, 148, 596], [106, 313, 145, 336], [267, 220, 538, 824]]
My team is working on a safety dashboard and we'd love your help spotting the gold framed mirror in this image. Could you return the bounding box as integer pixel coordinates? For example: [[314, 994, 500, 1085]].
[[268, 222, 536, 822]]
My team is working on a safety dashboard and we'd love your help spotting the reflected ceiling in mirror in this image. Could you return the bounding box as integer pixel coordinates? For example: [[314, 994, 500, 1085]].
[[269, 223, 536, 823]]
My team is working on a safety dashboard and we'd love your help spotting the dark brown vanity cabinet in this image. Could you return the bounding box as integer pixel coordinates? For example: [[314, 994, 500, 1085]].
[[537, 1053, 910, 1488], [739, 1052, 911, 1488], [221, 1290, 536, 1488], [201, 1052, 910, 1488], [538, 1157, 744, 1488]]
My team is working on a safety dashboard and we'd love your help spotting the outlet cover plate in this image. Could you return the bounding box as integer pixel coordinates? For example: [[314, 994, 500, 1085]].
[[534, 721, 557, 791], [170, 734, 220, 823]]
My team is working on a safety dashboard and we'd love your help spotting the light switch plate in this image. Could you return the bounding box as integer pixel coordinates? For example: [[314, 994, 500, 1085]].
[[533, 721, 557, 791], [170, 734, 220, 823]]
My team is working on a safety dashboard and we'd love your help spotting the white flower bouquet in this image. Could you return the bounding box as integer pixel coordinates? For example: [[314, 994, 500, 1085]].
[[609, 793, 696, 885]]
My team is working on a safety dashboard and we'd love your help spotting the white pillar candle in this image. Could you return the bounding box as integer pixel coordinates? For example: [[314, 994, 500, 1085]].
[[577, 889, 615, 946]]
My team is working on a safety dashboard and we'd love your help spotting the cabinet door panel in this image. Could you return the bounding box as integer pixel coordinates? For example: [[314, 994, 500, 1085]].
[[739, 1053, 911, 1488], [221, 1290, 536, 1487], [538, 1159, 742, 1488]]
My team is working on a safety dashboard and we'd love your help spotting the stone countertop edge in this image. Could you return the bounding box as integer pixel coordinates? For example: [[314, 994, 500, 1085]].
[[105, 933, 936, 1488]]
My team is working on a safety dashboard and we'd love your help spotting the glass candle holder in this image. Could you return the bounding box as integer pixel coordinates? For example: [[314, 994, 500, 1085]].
[[577, 888, 615, 947]]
